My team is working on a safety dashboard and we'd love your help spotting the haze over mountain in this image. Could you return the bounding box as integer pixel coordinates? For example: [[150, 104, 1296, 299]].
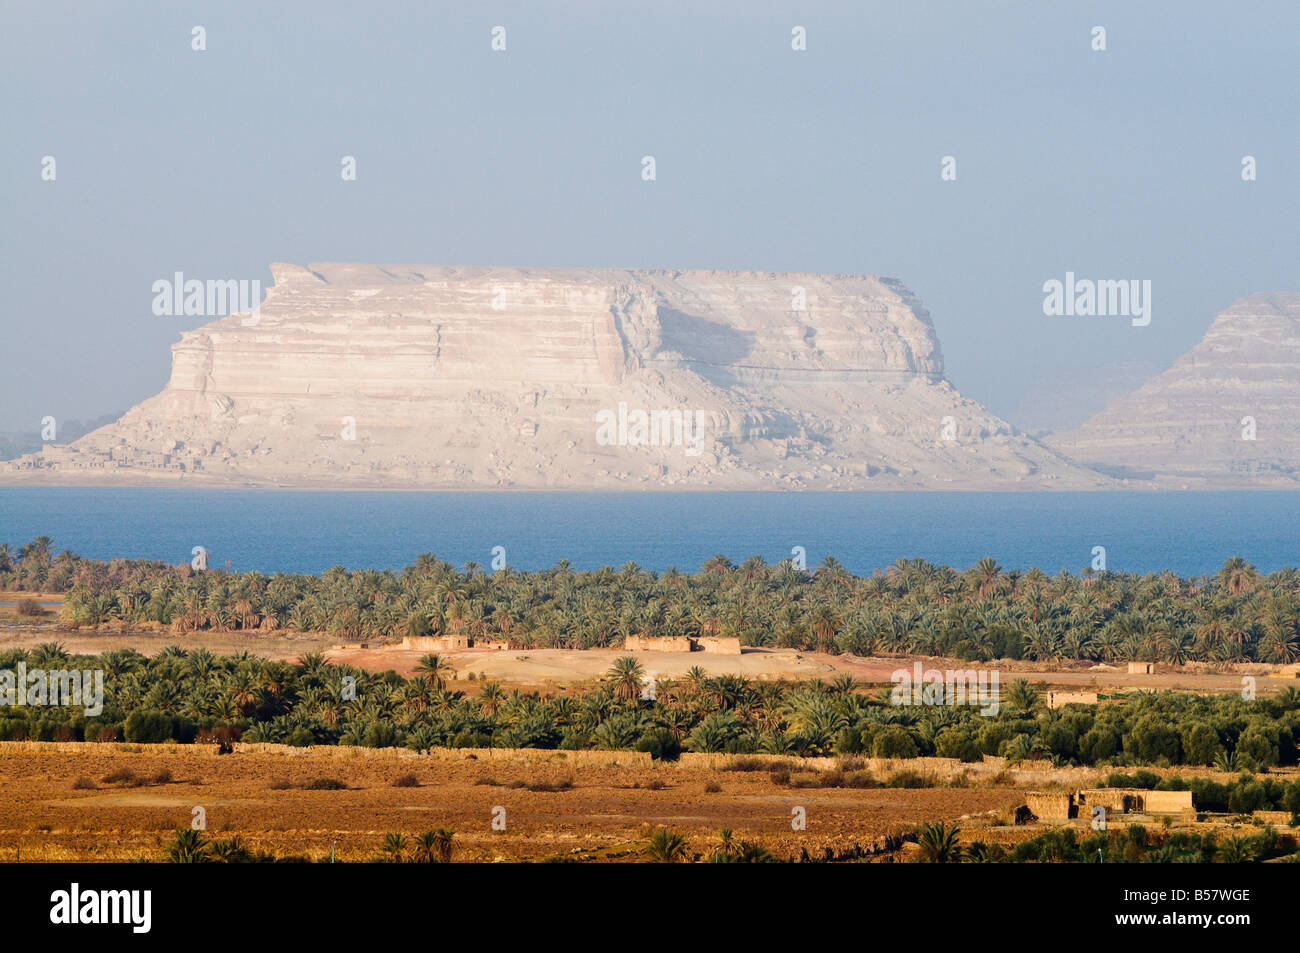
[[1004, 361, 1162, 437], [0, 414, 121, 463], [0, 264, 1108, 490], [1047, 293, 1300, 486]]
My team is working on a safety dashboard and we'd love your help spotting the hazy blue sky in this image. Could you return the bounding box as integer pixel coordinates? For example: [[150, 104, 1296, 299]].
[[3, 0, 1297, 430]]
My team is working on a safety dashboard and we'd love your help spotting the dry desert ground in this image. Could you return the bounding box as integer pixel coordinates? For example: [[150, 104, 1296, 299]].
[[0, 743, 1094, 863]]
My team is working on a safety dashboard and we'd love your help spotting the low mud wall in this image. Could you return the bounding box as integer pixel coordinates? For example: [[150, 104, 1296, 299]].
[[1026, 792, 1073, 821], [1077, 787, 1193, 813]]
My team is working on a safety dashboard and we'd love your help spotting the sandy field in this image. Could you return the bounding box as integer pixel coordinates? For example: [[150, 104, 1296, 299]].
[[2, 742, 1281, 863], [326, 643, 1297, 696], [830, 655, 1298, 695], [325, 645, 840, 683], [0, 626, 335, 660], [0, 743, 1057, 863], [0, 597, 335, 657]]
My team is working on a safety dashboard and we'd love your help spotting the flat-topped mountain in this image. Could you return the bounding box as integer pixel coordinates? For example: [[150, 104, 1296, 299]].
[[1047, 293, 1300, 485], [3, 264, 1107, 489]]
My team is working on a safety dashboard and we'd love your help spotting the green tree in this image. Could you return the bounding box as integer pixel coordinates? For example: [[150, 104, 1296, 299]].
[[164, 828, 211, 863], [645, 827, 689, 863], [606, 656, 647, 703], [917, 822, 962, 862]]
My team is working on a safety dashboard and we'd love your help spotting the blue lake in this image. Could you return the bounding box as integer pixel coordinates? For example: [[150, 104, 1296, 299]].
[[0, 488, 1295, 577]]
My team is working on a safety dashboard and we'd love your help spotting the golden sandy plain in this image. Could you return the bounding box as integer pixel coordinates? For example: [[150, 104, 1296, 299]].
[[0, 742, 1072, 863]]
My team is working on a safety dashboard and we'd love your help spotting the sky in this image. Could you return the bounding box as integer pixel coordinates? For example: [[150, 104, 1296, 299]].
[[2, 0, 1297, 431]]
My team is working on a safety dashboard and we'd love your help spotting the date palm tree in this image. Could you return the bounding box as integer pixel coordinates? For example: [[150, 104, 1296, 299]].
[[1003, 678, 1040, 712], [917, 821, 962, 862], [606, 656, 646, 703], [412, 830, 438, 863], [431, 828, 455, 863], [829, 673, 857, 695], [164, 828, 211, 863], [808, 606, 840, 650], [1162, 630, 1194, 666], [1218, 557, 1258, 596], [645, 827, 689, 863], [415, 653, 454, 690], [476, 681, 505, 717], [30, 641, 69, 666], [380, 832, 407, 863], [972, 558, 1003, 601], [1217, 834, 1257, 864], [209, 835, 248, 863]]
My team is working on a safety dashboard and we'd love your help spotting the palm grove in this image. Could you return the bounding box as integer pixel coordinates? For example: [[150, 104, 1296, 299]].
[[2, 540, 1300, 772], [2, 540, 1293, 665]]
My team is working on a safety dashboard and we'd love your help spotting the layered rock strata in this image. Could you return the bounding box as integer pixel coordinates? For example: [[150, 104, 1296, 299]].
[[1047, 293, 1300, 485], [3, 264, 1108, 489]]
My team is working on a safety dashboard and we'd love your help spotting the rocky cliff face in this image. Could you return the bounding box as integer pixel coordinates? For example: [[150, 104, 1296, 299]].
[[3, 264, 1106, 489], [1046, 293, 1300, 485]]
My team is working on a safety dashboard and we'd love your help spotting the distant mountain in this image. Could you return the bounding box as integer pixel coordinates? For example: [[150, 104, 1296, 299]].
[[1005, 361, 1162, 437], [0, 264, 1107, 490], [1047, 293, 1300, 485], [0, 415, 121, 462]]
